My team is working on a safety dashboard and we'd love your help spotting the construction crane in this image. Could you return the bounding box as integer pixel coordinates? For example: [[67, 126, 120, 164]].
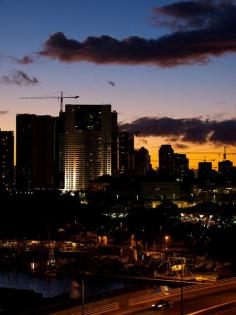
[[20, 91, 79, 113], [179, 148, 236, 161]]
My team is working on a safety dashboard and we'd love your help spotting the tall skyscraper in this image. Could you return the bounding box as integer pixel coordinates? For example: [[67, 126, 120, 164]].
[[134, 146, 150, 176], [119, 131, 134, 175], [16, 114, 56, 189], [54, 112, 65, 189], [198, 162, 213, 180], [64, 104, 112, 191], [0, 130, 14, 190], [158, 145, 175, 177], [218, 160, 233, 175], [111, 111, 119, 176], [174, 153, 189, 181]]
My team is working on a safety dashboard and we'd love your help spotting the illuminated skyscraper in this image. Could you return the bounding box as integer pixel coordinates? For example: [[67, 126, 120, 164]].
[[64, 104, 112, 191], [111, 111, 119, 176], [0, 130, 14, 190]]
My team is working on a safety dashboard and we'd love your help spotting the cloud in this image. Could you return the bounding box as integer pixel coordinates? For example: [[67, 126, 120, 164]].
[[119, 116, 236, 145], [14, 55, 35, 65], [151, 0, 234, 30], [0, 110, 8, 114], [0, 71, 39, 86], [175, 143, 189, 149], [20, 0, 234, 67], [0, 54, 35, 65], [108, 80, 116, 87]]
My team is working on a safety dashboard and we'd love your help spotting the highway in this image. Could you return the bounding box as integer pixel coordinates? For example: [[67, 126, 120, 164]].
[[123, 286, 236, 315]]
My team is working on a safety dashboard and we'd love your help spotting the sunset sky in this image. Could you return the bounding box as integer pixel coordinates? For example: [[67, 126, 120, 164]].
[[1, 0, 236, 169]]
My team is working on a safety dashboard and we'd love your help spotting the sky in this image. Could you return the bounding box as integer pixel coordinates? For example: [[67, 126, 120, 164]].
[[0, 0, 236, 169]]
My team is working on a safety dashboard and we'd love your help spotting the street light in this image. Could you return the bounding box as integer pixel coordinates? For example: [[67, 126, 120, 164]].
[[164, 235, 170, 250]]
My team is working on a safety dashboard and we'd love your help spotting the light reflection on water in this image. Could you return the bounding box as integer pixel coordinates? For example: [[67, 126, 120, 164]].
[[0, 271, 124, 298]]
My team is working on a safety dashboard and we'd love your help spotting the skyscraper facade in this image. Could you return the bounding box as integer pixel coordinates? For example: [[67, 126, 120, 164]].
[[159, 144, 175, 177], [134, 146, 150, 176], [174, 153, 189, 181], [64, 104, 112, 191], [0, 130, 14, 190], [16, 114, 56, 189], [111, 111, 119, 176], [119, 131, 134, 175], [54, 112, 65, 189]]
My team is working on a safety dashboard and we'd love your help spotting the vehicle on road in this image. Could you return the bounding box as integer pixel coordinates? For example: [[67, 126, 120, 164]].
[[151, 299, 173, 311]]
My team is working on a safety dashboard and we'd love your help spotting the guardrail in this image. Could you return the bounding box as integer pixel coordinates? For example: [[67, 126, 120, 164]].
[[129, 277, 236, 306], [49, 277, 236, 314], [51, 302, 119, 315], [187, 300, 236, 315]]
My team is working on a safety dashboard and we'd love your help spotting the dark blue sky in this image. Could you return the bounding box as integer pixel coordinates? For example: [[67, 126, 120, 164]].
[[1, 0, 236, 167]]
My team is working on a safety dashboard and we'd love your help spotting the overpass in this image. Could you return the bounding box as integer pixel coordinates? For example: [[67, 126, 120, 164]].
[[43, 277, 236, 315]]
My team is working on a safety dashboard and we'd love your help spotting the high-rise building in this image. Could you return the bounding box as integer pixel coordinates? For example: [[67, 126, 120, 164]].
[[111, 111, 119, 176], [119, 131, 134, 175], [218, 160, 233, 182], [64, 104, 112, 191], [198, 162, 212, 180], [134, 147, 150, 176], [16, 114, 56, 189], [174, 153, 189, 181], [0, 130, 14, 190], [54, 112, 65, 189], [158, 145, 175, 177]]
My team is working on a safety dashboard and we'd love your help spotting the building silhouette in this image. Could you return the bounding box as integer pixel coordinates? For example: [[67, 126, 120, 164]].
[[218, 159, 234, 182], [64, 104, 112, 191], [111, 111, 119, 176], [198, 161, 213, 181], [16, 114, 56, 189], [159, 145, 175, 177], [54, 112, 65, 189], [174, 153, 189, 181], [119, 131, 134, 175], [0, 130, 14, 190], [134, 146, 150, 176]]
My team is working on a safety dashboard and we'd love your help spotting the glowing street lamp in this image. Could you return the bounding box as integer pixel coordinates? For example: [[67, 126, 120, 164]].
[[164, 235, 170, 250]]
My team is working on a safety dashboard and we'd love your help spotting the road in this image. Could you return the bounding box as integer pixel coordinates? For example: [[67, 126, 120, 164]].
[[126, 286, 236, 315]]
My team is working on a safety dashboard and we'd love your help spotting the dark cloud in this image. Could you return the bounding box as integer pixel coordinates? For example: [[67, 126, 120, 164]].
[[0, 110, 8, 114], [108, 80, 116, 87], [23, 0, 236, 67], [0, 54, 35, 65], [175, 143, 189, 149], [119, 116, 236, 145], [151, 0, 236, 30], [0, 71, 39, 86], [14, 55, 35, 64]]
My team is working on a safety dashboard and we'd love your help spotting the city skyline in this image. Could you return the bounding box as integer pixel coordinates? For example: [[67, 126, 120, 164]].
[[1, 0, 236, 168]]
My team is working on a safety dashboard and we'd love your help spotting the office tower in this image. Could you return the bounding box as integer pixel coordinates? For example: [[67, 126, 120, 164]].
[[174, 153, 189, 181], [134, 147, 150, 176], [64, 104, 112, 191], [54, 112, 65, 188], [198, 162, 212, 180], [119, 131, 134, 175], [0, 130, 14, 190], [218, 160, 233, 182], [16, 114, 56, 189], [111, 111, 119, 176], [158, 145, 175, 177]]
